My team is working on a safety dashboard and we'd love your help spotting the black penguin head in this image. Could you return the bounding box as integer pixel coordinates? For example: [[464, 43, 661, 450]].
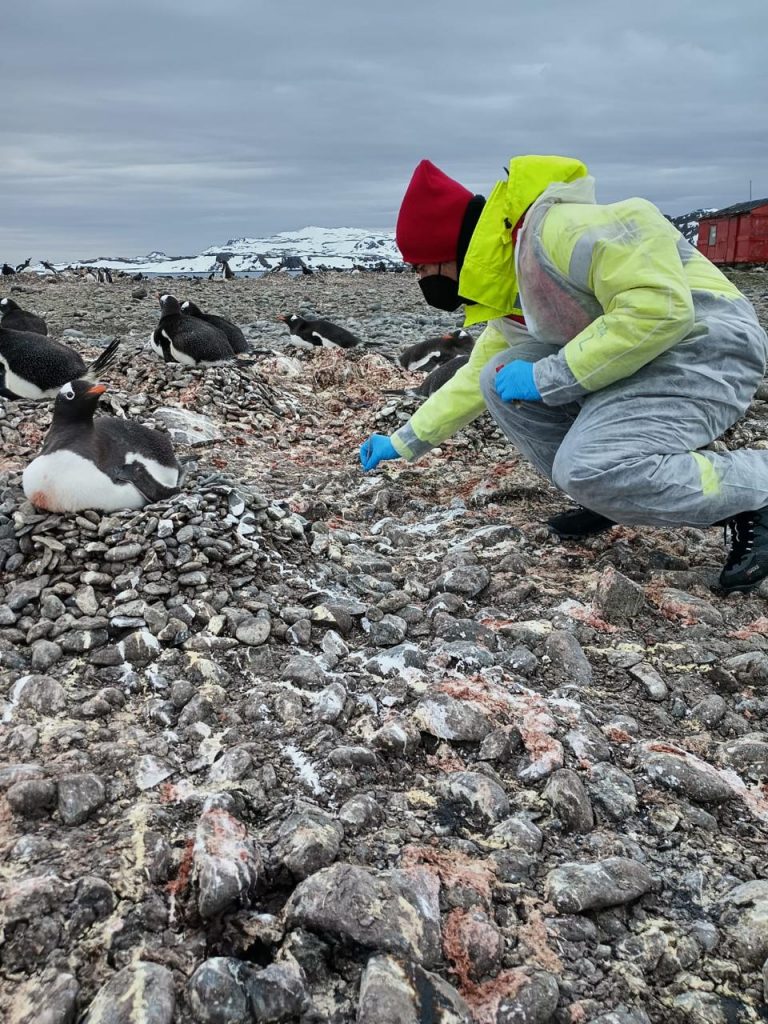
[[180, 300, 201, 315], [278, 313, 302, 328], [158, 293, 181, 315], [0, 298, 20, 314], [54, 379, 106, 422]]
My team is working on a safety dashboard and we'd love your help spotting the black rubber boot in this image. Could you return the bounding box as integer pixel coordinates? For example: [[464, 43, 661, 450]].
[[546, 505, 616, 540], [720, 505, 768, 592]]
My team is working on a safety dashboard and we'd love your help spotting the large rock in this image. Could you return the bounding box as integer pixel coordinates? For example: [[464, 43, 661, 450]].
[[495, 969, 560, 1023], [412, 693, 491, 742], [58, 774, 106, 826], [593, 567, 645, 622], [187, 958, 250, 1024], [640, 746, 733, 804], [545, 858, 653, 913], [543, 769, 594, 833], [436, 771, 510, 826], [720, 733, 768, 779], [273, 807, 343, 879], [153, 407, 223, 445], [285, 863, 440, 965], [9, 969, 79, 1024], [83, 963, 175, 1024], [194, 805, 262, 917], [357, 954, 470, 1024], [718, 879, 768, 966], [544, 631, 592, 686], [587, 764, 638, 821]]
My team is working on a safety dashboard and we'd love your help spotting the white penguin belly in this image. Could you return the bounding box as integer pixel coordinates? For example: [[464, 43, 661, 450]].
[[311, 332, 339, 349], [23, 451, 145, 512], [0, 356, 55, 399], [405, 350, 440, 372], [149, 330, 164, 357], [167, 338, 197, 366]]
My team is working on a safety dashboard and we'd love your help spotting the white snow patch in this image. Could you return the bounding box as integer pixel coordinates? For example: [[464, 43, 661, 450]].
[[283, 745, 324, 795]]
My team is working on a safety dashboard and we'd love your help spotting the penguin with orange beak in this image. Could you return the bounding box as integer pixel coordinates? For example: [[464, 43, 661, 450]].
[[23, 380, 182, 512]]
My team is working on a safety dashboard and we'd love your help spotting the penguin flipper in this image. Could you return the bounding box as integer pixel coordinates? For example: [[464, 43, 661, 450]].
[[87, 337, 122, 376], [114, 463, 181, 504]]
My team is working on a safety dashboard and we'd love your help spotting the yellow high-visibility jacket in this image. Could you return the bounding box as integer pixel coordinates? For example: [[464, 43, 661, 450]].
[[391, 155, 744, 460]]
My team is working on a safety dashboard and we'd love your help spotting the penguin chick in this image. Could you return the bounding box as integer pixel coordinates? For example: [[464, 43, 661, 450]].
[[0, 329, 121, 399], [151, 294, 235, 365], [278, 312, 362, 350], [179, 300, 249, 354], [0, 297, 48, 335], [398, 329, 474, 373], [23, 379, 182, 513]]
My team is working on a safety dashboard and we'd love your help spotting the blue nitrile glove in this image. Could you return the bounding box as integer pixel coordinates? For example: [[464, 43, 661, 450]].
[[360, 434, 401, 471], [494, 360, 542, 402]]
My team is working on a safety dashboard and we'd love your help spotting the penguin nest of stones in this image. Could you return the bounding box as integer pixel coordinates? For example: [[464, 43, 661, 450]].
[[307, 349, 395, 391]]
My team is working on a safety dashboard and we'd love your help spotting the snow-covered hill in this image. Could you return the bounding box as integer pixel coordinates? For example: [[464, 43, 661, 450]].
[[664, 208, 715, 245], [44, 227, 403, 275]]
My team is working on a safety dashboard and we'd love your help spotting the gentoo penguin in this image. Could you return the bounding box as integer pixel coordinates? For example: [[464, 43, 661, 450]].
[[398, 329, 474, 373], [180, 300, 249, 354], [0, 330, 121, 400], [278, 313, 362, 350], [383, 354, 470, 399], [41, 261, 60, 276], [15, 258, 31, 273], [151, 294, 235, 365], [2, 264, 15, 276], [0, 297, 48, 335], [23, 380, 182, 513]]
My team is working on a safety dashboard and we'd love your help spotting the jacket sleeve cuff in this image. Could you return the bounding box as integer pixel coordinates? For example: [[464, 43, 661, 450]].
[[533, 353, 589, 406], [391, 422, 434, 461]]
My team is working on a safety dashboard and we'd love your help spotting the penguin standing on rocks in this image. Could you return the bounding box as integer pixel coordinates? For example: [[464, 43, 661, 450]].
[[383, 354, 470, 398], [180, 300, 249, 354], [0, 297, 48, 335], [151, 294, 235, 365], [15, 258, 31, 273], [398, 329, 474, 373], [23, 380, 182, 512], [278, 313, 362, 350], [2, 264, 15, 276], [0, 330, 121, 399]]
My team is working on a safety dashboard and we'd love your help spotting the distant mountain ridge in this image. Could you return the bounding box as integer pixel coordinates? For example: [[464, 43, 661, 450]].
[[665, 209, 714, 244], [47, 227, 403, 275], [38, 209, 713, 275]]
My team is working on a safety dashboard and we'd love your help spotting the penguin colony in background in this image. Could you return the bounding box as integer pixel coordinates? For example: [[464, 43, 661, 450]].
[[2, 282, 471, 513]]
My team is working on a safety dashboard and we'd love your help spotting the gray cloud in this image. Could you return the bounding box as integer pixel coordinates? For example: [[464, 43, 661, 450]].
[[1, 0, 766, 261]]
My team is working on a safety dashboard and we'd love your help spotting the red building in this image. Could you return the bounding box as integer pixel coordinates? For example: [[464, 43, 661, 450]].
[[697, 198, 768, 265]]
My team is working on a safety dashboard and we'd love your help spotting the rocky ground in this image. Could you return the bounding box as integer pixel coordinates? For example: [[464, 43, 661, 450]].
[[1, 270, 768, 1024]]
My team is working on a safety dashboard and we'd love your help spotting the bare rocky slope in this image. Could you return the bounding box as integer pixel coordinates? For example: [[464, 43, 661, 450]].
[[1, 271, 767, 1024]]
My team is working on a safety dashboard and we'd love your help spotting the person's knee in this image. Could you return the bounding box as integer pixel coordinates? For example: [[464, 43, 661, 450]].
[[551, 444, 620, 508], [479, 356, 502, 404]]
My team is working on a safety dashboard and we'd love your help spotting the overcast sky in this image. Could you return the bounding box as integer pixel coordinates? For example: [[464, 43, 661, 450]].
[[2, 0, 766, 262]]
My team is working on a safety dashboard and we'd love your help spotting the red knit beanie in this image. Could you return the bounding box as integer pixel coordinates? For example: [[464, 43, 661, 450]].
[[396, 159, 474, 264]]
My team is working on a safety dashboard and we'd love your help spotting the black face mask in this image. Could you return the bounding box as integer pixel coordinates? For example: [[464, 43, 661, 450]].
[[419, 272, 462, 312], [417, 194, 486, 312]]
